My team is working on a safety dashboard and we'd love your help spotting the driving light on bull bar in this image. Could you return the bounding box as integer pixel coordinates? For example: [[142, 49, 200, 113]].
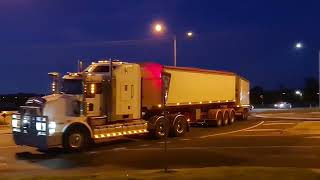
[[48, 121, 56, 135], [36, 122, 46, 131], [49, 121, 56, 129], [12, 119, 18, 128]]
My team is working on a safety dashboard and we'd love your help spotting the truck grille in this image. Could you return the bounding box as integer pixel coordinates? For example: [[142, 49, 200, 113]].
[[12, 113, 48, 136]]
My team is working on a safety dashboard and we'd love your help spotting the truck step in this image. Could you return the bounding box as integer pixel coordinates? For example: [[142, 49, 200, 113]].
[[92, 119, 148, 139]]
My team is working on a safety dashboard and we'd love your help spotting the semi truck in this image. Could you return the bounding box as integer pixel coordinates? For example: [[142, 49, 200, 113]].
[[11, 60, 250, 151]]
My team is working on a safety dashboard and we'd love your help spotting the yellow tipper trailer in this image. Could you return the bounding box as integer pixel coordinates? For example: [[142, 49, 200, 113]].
[[141, 63, 250, 126]]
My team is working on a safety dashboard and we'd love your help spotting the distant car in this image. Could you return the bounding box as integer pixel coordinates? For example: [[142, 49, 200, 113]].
[[274, 102, 292, 109]]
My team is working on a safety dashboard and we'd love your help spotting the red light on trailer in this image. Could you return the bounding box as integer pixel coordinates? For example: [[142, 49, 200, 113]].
[[142, 63, 163, 79]]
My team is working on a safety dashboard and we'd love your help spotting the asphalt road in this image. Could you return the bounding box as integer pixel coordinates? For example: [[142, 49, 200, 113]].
[[1, 115, 320, 176]]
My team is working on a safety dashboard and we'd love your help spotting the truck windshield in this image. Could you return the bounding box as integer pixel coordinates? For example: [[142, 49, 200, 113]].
[[61, 79, 82, 95]]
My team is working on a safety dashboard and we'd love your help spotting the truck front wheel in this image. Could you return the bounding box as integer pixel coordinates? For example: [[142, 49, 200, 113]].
[[63, 127, 89, 152]]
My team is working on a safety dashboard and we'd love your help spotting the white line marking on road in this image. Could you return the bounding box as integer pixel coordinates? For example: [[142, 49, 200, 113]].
[[263, 122, 295, 126], [157, 141, 171, 144], [245, 129, 282, 132], [139, 144, 150, 147], [87, 151, 97, 154], [231, 134, 284, 137], [0, 146, 18, 149], [179, 138, 190, 141], [112, 147, 127, 151], [253, 114, 320, 120], [0, 163, 7, 166], [99, 145, 320, 152], [305, 136, 320, 139], [200, 121, 265, 138], [264, 120, 295, 123]]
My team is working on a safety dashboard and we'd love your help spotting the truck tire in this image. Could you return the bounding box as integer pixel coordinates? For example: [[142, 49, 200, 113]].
[[242, 109, 249, 120], [63, 127, 89, 152], [153, 116, 170, 139], [171, 115, 188, 137], [222, 111, 229, 126], [229, 110, 235, 124], [215, 111, 223, 127]]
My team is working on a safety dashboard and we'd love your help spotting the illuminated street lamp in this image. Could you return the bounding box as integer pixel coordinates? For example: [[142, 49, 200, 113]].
[[295, 42, 303, 49], [186, 31, 193, 37], [153, 23, 164, 33], [152, 22, 194, 67], [154, 24, 162, 32]]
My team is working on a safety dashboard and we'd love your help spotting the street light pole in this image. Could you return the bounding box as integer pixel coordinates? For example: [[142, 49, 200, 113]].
[[295, 42, 320, 108], [173, 35, 177, 67], [318, 50, 320, 107]]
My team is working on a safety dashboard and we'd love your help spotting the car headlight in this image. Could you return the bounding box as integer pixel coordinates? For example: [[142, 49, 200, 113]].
[[274, 104, 278, 107]]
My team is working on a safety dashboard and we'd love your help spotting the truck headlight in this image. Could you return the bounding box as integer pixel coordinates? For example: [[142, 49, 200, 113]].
[[36, 122, 46, 131], [48, 121, 56, 135], [49, 121, 56, 129], [12, 119, 18, 128]]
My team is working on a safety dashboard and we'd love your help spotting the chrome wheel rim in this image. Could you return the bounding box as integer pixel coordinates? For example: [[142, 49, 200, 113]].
[[157, 121, 165, 136], [176, 121, 184, 133], [69, 133, 83, 148]]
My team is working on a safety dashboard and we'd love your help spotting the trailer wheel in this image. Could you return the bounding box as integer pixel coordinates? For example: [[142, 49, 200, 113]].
[[171, 115, 188, 137], [153, 116, 169, 139], [242, 109, 249, 120], [63, 126, 89, 152], [215, 111, 223, 127], [229, 110, 235, 124], [222, 111, 229, 126]]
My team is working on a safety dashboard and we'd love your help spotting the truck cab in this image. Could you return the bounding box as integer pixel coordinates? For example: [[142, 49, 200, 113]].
[[11, 60, 156, 151]]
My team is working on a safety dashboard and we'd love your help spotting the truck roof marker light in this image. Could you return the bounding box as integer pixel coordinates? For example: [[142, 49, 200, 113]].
[[158, 104, 162, 108], [128, 131, 132, 134], [123, 132, 127, 135], [189, 102, 192, 105], [138, 130, 142, 133], [226, 100, 229, 102], [112, 133, 117, 136], [94, 135, 99, 138], [118, 132, 122, 135], [233, 100, 236, 102], [144, 129, 148, 132], [209, 101, 212, 103], [107, 134, 111, 137], [133, 130, 137, 133], [101, 134, 105, 138], [177, 103, 180, 105], [218, 100, 221, 103], [200, 102, 202, 104]]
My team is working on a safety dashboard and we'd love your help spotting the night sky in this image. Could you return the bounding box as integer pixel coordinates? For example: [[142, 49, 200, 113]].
[[0, 0, 319, 94]]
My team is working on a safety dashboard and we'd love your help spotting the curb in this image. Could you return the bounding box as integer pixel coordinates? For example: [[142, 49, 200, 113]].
[[251, 114, 320, 121]]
